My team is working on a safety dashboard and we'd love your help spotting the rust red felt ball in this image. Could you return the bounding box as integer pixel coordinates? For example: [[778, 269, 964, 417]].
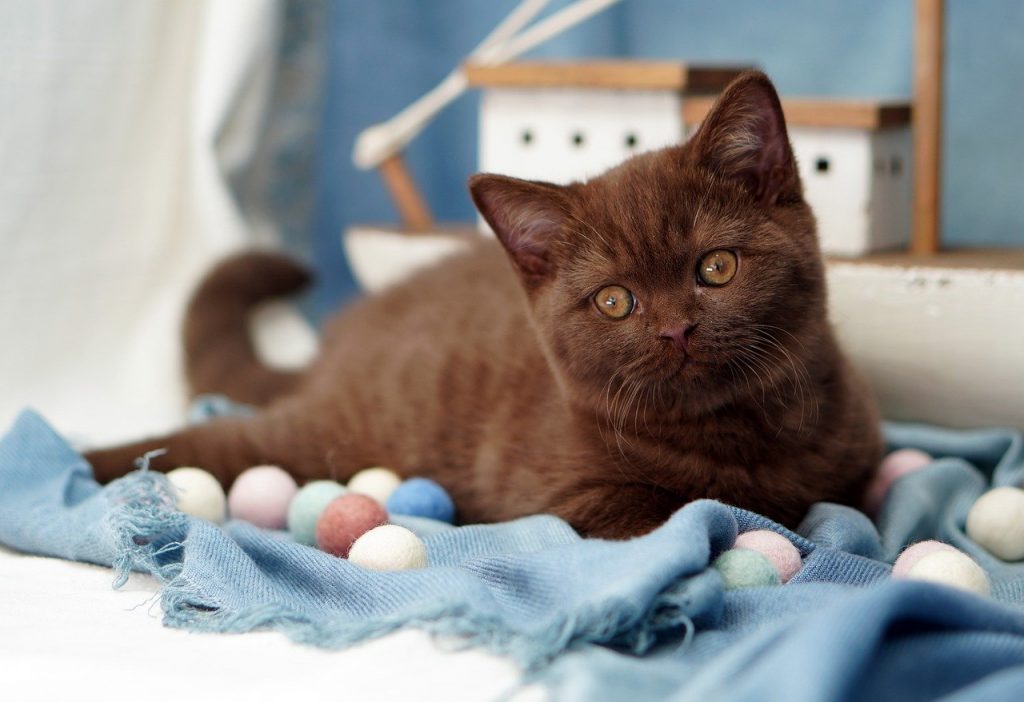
[[315, 493, 388, 557]]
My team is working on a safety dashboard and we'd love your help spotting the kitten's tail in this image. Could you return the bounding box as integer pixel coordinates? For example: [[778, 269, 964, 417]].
[[184, 251, 312, 407]]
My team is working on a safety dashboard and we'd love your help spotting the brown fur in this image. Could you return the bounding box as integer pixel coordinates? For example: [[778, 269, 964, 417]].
[[86, 73, 882, 538]]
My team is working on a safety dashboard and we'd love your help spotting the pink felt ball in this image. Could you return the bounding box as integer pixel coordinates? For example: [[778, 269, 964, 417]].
[[316, 493, 389, 558], [227, 465, 298, 529], [734, 529, 803, 582], [892, 540, 959, 579], [863, 448, 933, 516]]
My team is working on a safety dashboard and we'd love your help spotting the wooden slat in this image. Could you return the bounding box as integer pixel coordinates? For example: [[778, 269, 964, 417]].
[[912, 0, 944, 254], [829, 248, 1024, 271], [464, 61, 749, 93], [377, 154, 434, 231], [683, 96, 912, 130]]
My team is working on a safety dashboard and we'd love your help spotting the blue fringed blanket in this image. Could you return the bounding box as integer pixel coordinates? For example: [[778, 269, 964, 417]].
[[3, 408, 1024, 701]]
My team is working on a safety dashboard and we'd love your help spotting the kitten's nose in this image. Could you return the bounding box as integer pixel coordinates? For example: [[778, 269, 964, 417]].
[[660, 323, 696, 353]]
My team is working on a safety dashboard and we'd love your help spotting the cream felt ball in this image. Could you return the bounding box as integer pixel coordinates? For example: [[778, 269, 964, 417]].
[[892, 540, 960, 578], [348, 525, 428, 571], [287, 480, 347, 546], [386, 478, 456, 523], [863, 448, 933, 516], [905, 549, 990, 596], [227, 465, 298, 529], [712, 549, 781, 590], [734, 530, 802, 582], [966, 486, 1024, 561], [166, 467, 226, 523], [347, 466, 402, 505], [316, 493, 389, 558]]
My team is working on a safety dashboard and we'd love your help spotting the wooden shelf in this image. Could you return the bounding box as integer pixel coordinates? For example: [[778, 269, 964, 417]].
[[465, 61, 751, 93], [830, 248, 1024, 271], [684, 96, 912, 130]]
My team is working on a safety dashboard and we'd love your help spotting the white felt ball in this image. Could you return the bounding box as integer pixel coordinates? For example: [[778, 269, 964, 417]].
[[166, 467, 226, 523], [347, 467, 402, 505], [966, 487, 1024, 561], [348, 524, 427, 571], [906, 549, 990, 597]]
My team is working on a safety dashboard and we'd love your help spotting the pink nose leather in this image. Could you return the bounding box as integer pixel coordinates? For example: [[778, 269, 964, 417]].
[[660, 324, 696, 352]]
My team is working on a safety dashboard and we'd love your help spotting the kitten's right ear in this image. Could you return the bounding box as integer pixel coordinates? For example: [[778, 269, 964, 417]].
[[468, 174, 570, 283]]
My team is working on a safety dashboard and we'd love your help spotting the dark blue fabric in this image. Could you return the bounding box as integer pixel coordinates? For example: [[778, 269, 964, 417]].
[[3, 408, 1024, 701]]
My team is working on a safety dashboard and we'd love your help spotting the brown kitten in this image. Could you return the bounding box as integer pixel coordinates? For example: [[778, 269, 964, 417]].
[[86, 72, 882, 538]]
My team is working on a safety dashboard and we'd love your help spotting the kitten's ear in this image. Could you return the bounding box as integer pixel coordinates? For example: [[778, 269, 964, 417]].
[[689, 71, 801, 206], [468, 174, 570, 281]]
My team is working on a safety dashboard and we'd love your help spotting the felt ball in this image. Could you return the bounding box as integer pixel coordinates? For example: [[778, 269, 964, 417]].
[[863, 448, 933, 516], [712, 548, 781, 590], [287, 480, 348, 546], [966, 486, 1024, 561], [348, 525, 428, 571], [347, 466, 402, 505], [385, 478, 456, 523], [166, 467, 226, 523], [227, 465, 298, 529], [316, 493, 389, 557], [734, 530, 802, 582], [892, 540, 960, 578], [905, 549, 990, 596]]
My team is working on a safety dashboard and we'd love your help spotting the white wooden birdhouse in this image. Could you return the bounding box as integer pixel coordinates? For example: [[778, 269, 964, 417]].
[[466, 62, 743, 185], [467, 62, 913, 257]]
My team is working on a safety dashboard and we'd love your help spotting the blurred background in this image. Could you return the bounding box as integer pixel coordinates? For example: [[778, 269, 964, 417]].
[[0, 0, 1021, 440]]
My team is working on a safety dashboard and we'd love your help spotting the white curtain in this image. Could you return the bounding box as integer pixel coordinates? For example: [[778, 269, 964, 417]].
[[0, 0, 295, 444]]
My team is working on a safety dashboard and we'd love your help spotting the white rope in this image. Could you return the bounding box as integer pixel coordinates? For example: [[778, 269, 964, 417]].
[[352, 0, 623, 170]]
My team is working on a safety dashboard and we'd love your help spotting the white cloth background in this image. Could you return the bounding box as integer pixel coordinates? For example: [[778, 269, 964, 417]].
[[0, 0, 307, 446], [0, 4, 523, 699]]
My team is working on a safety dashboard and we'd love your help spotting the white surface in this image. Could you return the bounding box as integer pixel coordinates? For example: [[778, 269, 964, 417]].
[[827, 262, 1024, 431], [344, 227, 473, 292], [0, 545, 538, 702]]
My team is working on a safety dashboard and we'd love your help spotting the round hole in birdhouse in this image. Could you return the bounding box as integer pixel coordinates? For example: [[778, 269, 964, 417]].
[[890, 156, 902, 176], [815, 157, 830, 174], [624, 132, 639, 149], [521, 129, 534, 146], [571, 132, 585, 148]]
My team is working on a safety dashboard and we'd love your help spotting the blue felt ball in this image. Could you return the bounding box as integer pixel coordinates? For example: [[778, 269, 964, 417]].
[[386, 478, 456, 523], [287, 480, 347, 545]]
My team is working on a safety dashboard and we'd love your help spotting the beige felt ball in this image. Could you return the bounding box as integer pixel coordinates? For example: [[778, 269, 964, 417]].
[[966, 487, 1024, 561], [906, 549, 990, 597], [348, 524, 427, 571], [347, 467, 402, 505], [166, 467, 226, 523]]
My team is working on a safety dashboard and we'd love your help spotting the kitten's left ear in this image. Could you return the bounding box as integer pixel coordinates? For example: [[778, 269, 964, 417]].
[[468, 174, 571, 284], [690, 71, 801, 206]]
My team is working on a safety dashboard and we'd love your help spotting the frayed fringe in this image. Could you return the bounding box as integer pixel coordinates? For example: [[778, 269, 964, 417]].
[[104, 471, 707, 671]]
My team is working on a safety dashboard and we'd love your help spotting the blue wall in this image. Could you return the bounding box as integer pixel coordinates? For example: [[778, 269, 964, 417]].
[[312, 0, 1024, 317]]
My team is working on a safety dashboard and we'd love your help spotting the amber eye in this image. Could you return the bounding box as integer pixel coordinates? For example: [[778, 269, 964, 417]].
[[697, 249, 738, 286], [593, 285, 635, 319]]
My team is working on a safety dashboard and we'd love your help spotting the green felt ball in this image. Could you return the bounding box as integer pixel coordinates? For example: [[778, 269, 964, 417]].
[[713, 548, 782, 590], [287, 480, 348, 546]]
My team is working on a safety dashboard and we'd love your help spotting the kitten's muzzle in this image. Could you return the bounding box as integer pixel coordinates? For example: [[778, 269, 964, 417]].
[[660, 323, 697, 354]]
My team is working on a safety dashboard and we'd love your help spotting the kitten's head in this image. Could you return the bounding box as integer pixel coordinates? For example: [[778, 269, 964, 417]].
[[469, 72, 827, 418]]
